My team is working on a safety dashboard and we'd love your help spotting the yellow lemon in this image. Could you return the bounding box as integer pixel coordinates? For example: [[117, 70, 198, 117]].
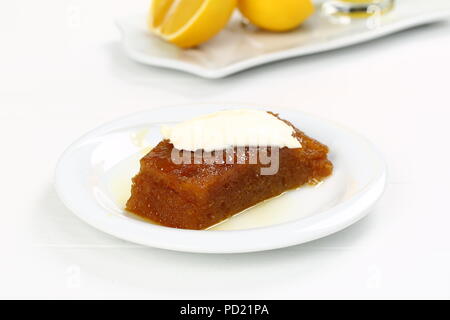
[[238, 0, 315, 32], [148, 0, 237, 48]]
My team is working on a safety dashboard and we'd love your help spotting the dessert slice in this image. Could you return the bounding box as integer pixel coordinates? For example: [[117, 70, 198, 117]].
[[126, 111, 333, 230]]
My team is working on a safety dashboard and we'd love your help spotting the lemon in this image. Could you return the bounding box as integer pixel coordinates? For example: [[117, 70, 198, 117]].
[[148, 0, 237, 48], [238, 0, 315, 32]]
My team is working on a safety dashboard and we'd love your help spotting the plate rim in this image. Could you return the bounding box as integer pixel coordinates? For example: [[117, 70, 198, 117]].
[[55, 104, 387, 253]]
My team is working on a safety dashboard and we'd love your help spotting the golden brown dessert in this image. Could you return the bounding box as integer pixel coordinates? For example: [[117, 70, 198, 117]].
[[126, 113, 332, 230]]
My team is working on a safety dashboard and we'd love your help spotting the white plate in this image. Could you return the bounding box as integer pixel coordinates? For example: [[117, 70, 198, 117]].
[[116, 0, 450, 79], [55, 104, 387, 253]]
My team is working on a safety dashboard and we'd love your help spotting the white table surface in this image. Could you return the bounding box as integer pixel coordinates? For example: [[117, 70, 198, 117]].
[[1, 0, 450, 299]]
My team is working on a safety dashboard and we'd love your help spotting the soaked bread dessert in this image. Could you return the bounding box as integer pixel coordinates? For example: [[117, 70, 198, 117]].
[[126, 111, 333, 230]]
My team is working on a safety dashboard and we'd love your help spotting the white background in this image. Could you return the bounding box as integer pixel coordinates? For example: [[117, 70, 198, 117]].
[[1, 0, 450, 299]]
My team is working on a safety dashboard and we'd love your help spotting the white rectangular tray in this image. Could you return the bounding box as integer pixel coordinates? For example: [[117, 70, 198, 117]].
[[116, 0, 450, 78]]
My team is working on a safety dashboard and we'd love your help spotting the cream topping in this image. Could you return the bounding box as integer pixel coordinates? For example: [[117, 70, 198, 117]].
[[161, 109, 302, 152]]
